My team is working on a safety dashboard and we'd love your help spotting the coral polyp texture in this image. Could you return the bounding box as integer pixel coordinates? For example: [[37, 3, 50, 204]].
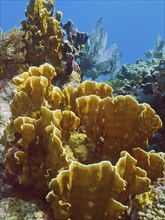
[[20, 0, 64, 72], [0, 0, 85, 87], [3, 64, 165, 219]]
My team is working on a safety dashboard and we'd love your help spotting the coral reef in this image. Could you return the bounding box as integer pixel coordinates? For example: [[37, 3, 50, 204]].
[[62, 19, 89, 57], [132, 148, 165, 182], [3, 64, 164, 219], [1, 1, 165, 219], [0, 28, 28, 79], [130, 176, 165, 220], [47, 160, 127, 220], [144, 35, 165, 59], [107, 58, 161, 100], [0, 197, 44, 220], [0, 0, 86, 88], [0, 80, 15, 141], [154, 59, 165, 152], [20, 0, 64, 72], [19, 0, 89, 87], [107, 57, 165, 152], [75, 94, 162, 163], [78, 17, 121, 80]]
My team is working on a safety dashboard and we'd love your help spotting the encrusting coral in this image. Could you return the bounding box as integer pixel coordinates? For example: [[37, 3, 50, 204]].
[[3, 64, 165, 219], [130, 175, 165, 220], [0, 197, 44, 219]]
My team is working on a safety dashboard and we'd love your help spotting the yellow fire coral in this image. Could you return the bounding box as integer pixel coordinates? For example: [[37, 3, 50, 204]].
[[10, 64, 114, 119], [76, 95, 162, 163], [10, 63, 56, 118], [116, 151, 151, 204], [4, 103, 81, 190], [46, 161, 127, 220], [21, 0, 64, 74], [4, 64, 164, 220], [13, 117, 39, 150], [46, 152, 152, 220], [4, 116, 46, 190], [13, 63, 56, 90], [132, 148, 165, 182], [41, 106, 80, 179], [62, 80, 113, 111]]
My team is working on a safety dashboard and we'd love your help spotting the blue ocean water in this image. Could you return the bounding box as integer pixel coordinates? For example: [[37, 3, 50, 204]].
[[0, 0, 164, 64]]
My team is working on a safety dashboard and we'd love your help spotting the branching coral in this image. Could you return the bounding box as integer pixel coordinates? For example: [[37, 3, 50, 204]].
[[20, 0, 85, 87], [21, 0, 64, 72], [3, 64, 164, 219], [0, 0, 85, 87]]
